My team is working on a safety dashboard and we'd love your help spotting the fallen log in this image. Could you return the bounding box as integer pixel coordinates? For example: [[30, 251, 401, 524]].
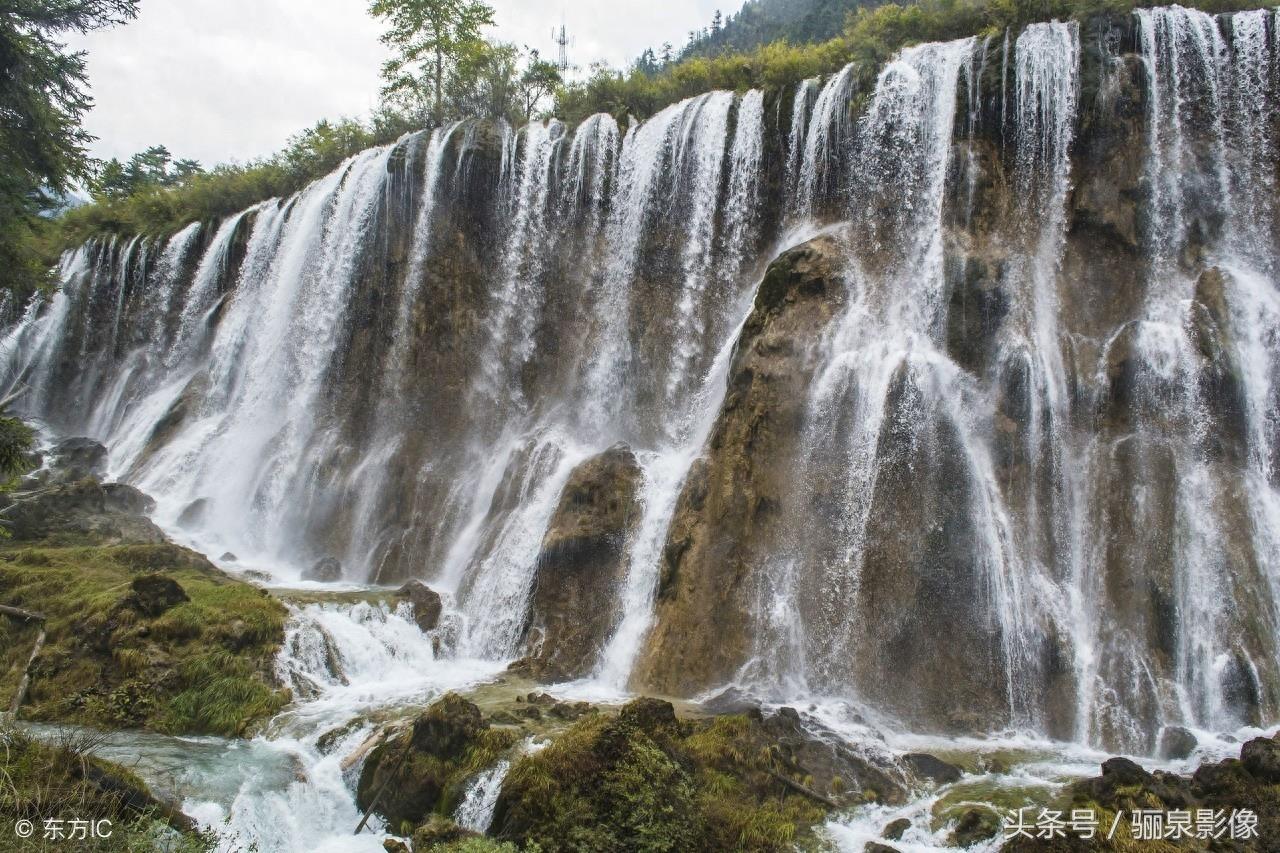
[[767, 769, 841, 809], [8, 627, 46, 716], [3, 604, 48, 716], [0, 603, 46, 622]]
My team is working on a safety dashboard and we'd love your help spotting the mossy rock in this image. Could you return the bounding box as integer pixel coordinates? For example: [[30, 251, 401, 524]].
[[1002, 737, 1280, 852], [0, 543, 287, 736], [356, 694, 518, 830], [491, 697, 897, 852]]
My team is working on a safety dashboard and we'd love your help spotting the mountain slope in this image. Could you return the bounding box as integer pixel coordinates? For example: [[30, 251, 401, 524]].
[[680, 0, 871, 59]]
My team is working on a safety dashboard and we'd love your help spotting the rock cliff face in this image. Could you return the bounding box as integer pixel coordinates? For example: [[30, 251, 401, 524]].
[[4, 8, 1280, 753], [516, 445, 643, 681], [634, 235, 849, 694]]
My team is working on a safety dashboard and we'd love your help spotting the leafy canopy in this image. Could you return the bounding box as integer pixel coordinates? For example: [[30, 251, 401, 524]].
[[370, 0, 496, 120], [0, 0, 139, 302]]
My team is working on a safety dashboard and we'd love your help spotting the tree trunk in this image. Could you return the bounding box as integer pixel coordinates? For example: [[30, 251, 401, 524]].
[[434, 48, 444, 125]]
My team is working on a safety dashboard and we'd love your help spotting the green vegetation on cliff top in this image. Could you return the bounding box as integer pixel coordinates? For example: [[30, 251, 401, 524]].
[[0, 542, 288, 737], [47, 0, 1269, 259]]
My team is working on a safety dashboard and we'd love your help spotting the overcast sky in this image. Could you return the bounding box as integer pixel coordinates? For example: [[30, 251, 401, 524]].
[[68, 0, 725, 166]]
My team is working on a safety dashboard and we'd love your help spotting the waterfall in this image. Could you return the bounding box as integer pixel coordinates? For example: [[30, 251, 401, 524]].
[[454, 759, 511, 832], [562, 113, 619, 226], [765, 37, 989, 703], [664, 91, 734, 417], [785, 77, 818, 207], [6, 8, 1280, 758], [191, 601, 504, 853], [477, 120, 566, 407], [795, 64, 857, 216], [723, 89, 766, 276]]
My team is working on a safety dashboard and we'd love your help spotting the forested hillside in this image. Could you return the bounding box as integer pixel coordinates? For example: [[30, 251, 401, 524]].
[[677, 0, 870, 59]]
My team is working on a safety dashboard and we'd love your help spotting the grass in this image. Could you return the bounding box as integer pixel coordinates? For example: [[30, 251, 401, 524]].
[[0, 722, 213, 852], [0, 543, 288, 737]]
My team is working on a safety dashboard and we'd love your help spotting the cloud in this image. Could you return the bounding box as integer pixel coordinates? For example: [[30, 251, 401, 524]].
[[69, 0, 725, 166]]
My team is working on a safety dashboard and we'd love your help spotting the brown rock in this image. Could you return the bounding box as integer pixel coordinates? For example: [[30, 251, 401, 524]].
[[634, 234, 848, 695], [517, 444, 642, 681], [396, 580, 443, 632]]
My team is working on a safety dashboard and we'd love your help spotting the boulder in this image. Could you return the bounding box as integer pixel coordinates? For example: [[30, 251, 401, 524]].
[[1, 479, 164, 544], [948, 807, 1000, 846], [126, 574, 190, 617], [411, 816, 479, 850], [47, 437, 108, 483], [882, 818, 911, 840], [1158, 726, 1198, 761], [396, 580, 443, 632], [701, 686, 762, 715], [303, 556, 342, 583], [1241, 735, 1280, 783], [903, 753, 963, 786], [356, 694, 515, 830], [176, 498, 209, 528], [515, 445, 642, 681]]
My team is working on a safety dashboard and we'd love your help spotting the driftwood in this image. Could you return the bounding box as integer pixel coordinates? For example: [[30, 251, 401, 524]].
[[0, 603, 46, 622], [767, 770, 841, 809], [0, 387, 27, 412], [8, 627, 46, 716], [3, 604, 48, 716]]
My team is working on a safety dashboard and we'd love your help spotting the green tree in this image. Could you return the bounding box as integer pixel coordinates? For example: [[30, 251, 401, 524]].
[[517, 50, 561, 121], [445, 38, 518, 122], [0, 0, 139, 302], [369, 0, 496, 124], [90, 145, 203, 200]]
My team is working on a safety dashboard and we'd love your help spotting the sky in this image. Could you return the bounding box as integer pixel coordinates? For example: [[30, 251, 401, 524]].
[[68, 0, 725, 167]]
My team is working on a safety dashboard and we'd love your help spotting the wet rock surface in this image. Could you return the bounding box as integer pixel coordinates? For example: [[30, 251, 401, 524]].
[[1003, 732, 1280, 851], [303, 556, 342, 583], [1159, 725, 1199, 761], [635, 234, 849, 695], [513, 444, 642, 681], [396, 580, 443, 632], [35, 437, 108, 485]]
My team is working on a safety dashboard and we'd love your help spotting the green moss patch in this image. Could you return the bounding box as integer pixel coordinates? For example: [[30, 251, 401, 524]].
[[492, 698, 855, 852], [0, 543, 288, 736]]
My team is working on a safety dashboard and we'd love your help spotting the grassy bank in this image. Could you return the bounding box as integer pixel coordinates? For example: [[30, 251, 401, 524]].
[[0, 543, 288, 737], [0, 722, 212, 852]]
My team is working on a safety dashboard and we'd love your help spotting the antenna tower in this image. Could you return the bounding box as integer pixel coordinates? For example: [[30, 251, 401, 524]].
[[552, 21, 572, 77]]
